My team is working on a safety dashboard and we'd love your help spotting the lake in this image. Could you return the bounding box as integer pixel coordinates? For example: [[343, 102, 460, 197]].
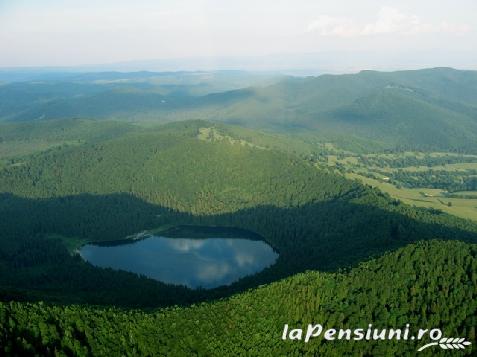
[[79, 232, 278, 289]]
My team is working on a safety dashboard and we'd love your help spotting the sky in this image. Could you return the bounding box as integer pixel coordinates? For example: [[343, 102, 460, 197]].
[[0, 0, 476, 71]]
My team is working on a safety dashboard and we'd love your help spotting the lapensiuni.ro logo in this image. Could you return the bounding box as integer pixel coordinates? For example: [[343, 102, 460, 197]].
[[282, 324, 472, 352]]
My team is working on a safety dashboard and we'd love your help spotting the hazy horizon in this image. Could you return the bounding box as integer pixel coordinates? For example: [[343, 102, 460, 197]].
[[1, 0, 476, 72]]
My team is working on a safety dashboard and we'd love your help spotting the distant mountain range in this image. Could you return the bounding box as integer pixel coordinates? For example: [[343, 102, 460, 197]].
[[1, 67, 477, 151]]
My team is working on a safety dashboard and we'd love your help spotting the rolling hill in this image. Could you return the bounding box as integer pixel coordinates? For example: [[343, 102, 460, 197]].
[[2, 68, 477, 152], [163, 68, 477, 151]]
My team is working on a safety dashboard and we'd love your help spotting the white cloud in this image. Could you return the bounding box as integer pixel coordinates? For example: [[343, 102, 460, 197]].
[[307, 15, 361, 37], [307, 7, 472, 37], [234, 252, 256, 267]]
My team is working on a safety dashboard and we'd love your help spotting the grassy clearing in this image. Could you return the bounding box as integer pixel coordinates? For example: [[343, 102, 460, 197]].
[[346, 172, 477, 222]]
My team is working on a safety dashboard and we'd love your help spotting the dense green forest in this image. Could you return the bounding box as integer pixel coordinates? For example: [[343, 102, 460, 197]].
[[1, 240, 475, 356], [1, 120, 476, 308]]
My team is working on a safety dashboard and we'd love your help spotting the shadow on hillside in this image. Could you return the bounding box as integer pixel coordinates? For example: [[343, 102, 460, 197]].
[[0, 191, 476, 308]]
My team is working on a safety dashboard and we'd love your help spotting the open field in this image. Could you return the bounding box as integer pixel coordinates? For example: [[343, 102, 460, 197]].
[[316, 150, 477, 222], [345, 172, 477, 222], [319, 152, 477, 221]]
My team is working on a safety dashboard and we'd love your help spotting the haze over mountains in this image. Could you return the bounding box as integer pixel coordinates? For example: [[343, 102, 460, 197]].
[[1, 67, 477, 151]]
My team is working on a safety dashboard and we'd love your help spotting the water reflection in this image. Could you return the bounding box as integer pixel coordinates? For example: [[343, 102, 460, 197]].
[[80, 236, 278, 289]]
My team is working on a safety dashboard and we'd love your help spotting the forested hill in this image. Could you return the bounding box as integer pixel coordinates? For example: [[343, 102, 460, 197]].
[[1, 240, 475, 356], [1, 120, 477, 307], [0, 120, 355, 213]]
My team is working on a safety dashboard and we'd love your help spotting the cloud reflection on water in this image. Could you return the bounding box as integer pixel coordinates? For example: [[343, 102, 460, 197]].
[[80, 236, 278, 289]]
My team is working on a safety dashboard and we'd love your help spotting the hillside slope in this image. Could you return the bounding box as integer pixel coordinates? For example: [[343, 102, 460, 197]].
[[180, 68, 477, 151]]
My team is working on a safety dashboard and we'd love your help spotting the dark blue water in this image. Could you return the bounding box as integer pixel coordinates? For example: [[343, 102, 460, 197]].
[[79, 236, 278, 289]]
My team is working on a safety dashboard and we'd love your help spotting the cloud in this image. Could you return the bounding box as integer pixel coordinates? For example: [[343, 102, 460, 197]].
[[307, 7, 472, 37], [234, 252, 256, 267], [307, 15, 361, 37]]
